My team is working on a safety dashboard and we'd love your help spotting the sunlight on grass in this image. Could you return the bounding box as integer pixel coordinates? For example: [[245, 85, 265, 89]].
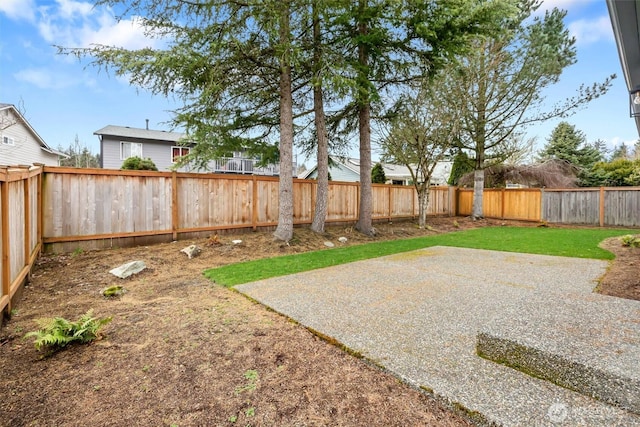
[[204, 226, 635, 287]]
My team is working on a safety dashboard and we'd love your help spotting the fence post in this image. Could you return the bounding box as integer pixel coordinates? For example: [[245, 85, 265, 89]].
[[451, 186, 458, 216], [1, 168, 10, 313], [171, 171, 178, 240], [35, 165, 43, 250], [388, 185, 392, 221], [23, 168, 31, 269], [599, 186, 605, 227], [252, 175, 258, 231], [501, 188, 506, 219], [540, 187, 545, 223]]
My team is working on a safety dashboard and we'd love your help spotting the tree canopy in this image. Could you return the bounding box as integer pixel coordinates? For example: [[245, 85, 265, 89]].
[[538, 121, 603, 169], [431, 0, 614, 218]]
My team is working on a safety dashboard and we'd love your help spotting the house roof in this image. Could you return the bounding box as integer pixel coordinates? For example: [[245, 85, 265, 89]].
[[607, 0, 640, 135], [301, 155, 451, 184], [94, 125, 185, 143], [0, 103, 67, 158]]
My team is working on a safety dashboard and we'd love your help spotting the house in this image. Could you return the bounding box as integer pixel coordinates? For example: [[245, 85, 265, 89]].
[[95, 124, 291, 175], [608, 0, 640, 135], [0, 103, 67, 166], [301, 156, 452, 186]]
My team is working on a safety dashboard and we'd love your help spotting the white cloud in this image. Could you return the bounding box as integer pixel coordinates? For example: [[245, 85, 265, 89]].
[[0, 0, 36, 22], [15, 68, 70, 89], [14, 67, 95, 90], [56, 0, 94, 20], [568, 15, 614, 45], [36, 3, 158, 50]]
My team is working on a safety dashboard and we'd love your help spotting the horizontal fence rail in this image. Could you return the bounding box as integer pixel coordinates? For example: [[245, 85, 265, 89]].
[[0, 165, 42, 316]]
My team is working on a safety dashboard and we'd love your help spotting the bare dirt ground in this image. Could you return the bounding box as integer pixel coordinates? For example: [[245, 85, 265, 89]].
[[0, 217, 637, 427]]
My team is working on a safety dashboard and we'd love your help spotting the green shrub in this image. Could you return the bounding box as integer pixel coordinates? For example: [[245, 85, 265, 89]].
[[620, 235, 640, 248], [121, 156, 158, 171], [24, 310, 112, 352]]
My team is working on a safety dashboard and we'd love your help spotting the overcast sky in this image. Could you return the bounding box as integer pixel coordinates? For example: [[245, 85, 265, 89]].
[[0, 0, 636, 165]]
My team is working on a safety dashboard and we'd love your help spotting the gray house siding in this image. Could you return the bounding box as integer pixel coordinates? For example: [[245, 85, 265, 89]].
[[100, 135, 192, 171], [0, 104, 63, 166]]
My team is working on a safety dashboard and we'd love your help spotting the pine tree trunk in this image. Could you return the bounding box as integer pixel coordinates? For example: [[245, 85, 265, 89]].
[[354, 0, 374, 236], [310, 0, 328, 233], [273, 3, 294, 242]]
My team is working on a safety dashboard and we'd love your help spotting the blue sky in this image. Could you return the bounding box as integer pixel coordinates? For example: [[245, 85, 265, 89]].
[[0, 0, 637, 165]]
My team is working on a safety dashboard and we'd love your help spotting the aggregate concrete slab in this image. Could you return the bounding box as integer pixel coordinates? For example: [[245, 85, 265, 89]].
[[477, 292, 640, 415], [236, 246, 640, 426]]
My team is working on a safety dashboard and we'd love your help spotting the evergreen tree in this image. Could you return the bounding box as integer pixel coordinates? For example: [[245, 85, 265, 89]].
[[371, 163, 386, 184], [538, 122, 602, 169], [448, 150, 475, 186]]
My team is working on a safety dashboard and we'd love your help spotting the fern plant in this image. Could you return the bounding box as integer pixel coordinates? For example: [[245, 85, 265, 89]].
[[24, 310, 112, 352], [620, 235, 640, 248]]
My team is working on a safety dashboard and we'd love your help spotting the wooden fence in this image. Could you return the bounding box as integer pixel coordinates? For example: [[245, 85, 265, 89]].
[[457, 187, 640, 227], [42, 167, 454, 252], [0, 166, 42, 317], [3, 165, 640, 318]]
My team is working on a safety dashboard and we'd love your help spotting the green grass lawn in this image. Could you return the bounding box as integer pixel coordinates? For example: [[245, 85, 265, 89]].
[[204, 226, 636, 287]]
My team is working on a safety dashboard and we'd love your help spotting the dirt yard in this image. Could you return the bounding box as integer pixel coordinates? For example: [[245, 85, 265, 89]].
[[0, 217, 637, 427]]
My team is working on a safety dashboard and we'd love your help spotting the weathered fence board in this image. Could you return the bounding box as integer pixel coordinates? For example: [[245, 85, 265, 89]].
[[543, 189, 600, 225], [0, 166, 42, 317], [603, 188, 640, 227]]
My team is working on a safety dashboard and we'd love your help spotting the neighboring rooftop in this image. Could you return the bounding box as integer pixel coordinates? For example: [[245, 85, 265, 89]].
[[94, 125, 185, 143]]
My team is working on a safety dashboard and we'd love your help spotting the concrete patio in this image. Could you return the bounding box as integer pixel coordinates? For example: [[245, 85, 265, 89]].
[[236, 246, 640, 426]]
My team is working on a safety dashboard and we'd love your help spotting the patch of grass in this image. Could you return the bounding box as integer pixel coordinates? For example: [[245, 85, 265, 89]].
[[204, 226, 636, 287]]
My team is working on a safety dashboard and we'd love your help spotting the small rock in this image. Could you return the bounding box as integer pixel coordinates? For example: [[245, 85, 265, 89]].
[[338, 237, 348, 243], [180, 244, 201, 259], [324, 241, 335, 248], [232, 240, 243, 245], [109, 261, 146, 279]]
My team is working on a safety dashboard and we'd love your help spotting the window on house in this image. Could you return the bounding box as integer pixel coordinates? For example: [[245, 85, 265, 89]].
[[171, 146, 190, 163], [2, 135, 15, 146], [120, 142, 143, 159]]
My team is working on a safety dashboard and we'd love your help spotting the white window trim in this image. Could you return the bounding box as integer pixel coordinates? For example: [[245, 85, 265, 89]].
[[120, 141, 143, 160], [2, 135, 15, 146], [171, 146, 190, 163]]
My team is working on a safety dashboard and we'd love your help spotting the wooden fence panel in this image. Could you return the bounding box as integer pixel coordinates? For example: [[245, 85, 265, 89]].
[[178, 175, 253, 230], [9, 181, 25, 287], [503, 189, 541, 221], [427, 187, 450, 216], [44, 171, 173, 238], [542, 189, 600, 225], [0, 166, 43, 316], [481, 190, 503, 218], [604, 188, 640, 227], [254, 178, 279, 225], [391, 186, 416, 217], [293, 180, 314, 223], [29, 175, 39, 250], [457, 190, 473, 216], [372, 185, 390, 219], [327, 182, 358, 221]]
